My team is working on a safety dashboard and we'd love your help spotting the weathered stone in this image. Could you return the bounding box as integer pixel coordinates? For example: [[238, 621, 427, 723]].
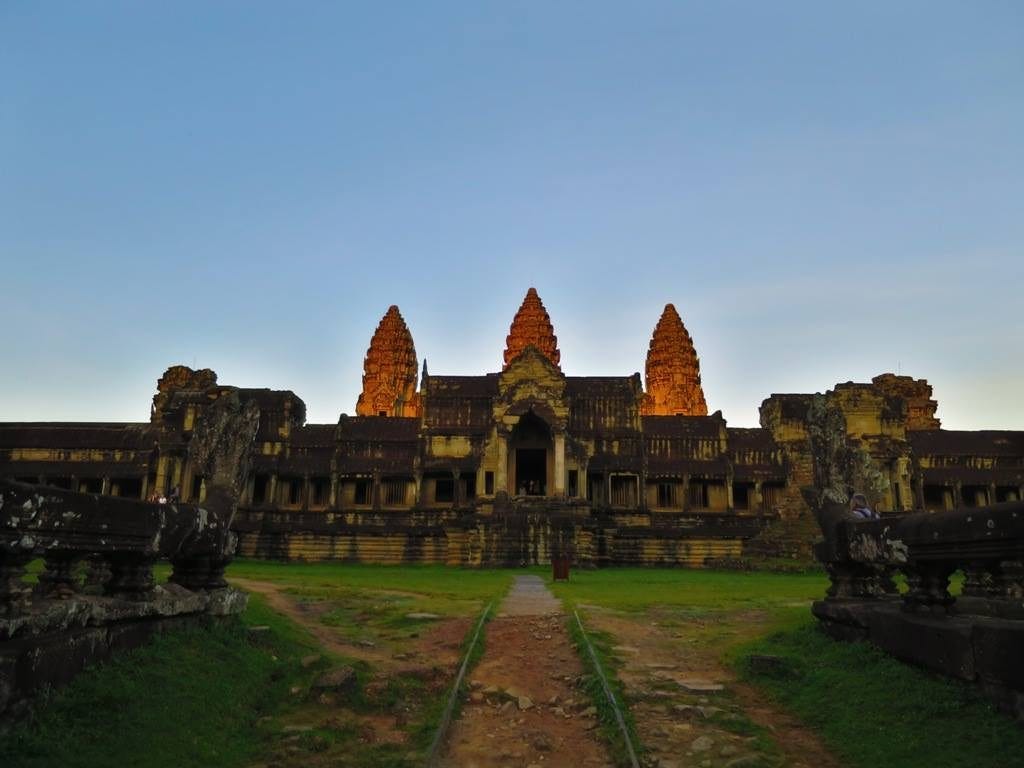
[[312, 666, 357, 693], [676, 679, 724, 693], [690, 735, 714, 752]]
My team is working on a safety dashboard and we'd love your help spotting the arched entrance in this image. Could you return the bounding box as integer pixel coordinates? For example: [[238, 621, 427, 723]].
[[509, 410, 552, 496]]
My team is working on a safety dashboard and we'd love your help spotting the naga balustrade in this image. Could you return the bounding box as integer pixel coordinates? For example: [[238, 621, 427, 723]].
[[0, 478, 237, 615], [811, 495, 1024, 719], [813, 498, 1024, 616]]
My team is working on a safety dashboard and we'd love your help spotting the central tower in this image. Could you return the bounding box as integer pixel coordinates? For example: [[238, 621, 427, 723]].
[[503, 287, 561, 370]]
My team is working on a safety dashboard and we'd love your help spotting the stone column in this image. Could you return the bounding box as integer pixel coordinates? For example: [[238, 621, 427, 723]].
[[268, 474, 278, 507], [155, 455, 170, 495], [988, 483, 997, 508], [414, 471, 423, 505], [454, 470, 463, 506], [329, 472, 339, 507], [101, 476, 111, 496], [554, 433, 566, 497], [496, 433, 508, 495], [953, 481, 963, 510], [753, 481, 763, 513], [372, 471, 382, 511]]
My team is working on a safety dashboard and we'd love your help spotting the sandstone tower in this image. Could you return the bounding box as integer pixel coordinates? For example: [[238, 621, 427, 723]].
[[641, 303, 708, 416], [871, 373, 940, 429], [504, 287, 561, 370], [356, 305, 420, 417]]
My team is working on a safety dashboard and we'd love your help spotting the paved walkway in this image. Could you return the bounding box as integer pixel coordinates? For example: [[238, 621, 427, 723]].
[[440, 575, 613, 767], [497, 574, 562, 616]]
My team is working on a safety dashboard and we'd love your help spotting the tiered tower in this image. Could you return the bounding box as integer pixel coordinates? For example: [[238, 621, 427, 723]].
[[355, 305, 420, 417], [503, 287, 561, 370], [641, 303, 708, 416]]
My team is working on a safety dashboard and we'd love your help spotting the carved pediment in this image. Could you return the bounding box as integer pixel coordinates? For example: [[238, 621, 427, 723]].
[[495, 346, 569, 429]]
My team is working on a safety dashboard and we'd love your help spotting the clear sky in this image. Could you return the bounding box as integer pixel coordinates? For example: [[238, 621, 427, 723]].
[[2, 2, 1022, 429]]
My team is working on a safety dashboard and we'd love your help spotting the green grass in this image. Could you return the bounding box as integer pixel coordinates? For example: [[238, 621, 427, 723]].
[[732, 616, 1024, 768], [548, 566, 827, 612], [0, 593, 313, 768], [229, 559, 514, 605]]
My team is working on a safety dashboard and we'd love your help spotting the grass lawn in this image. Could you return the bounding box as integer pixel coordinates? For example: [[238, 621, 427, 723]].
[[548, 565, 827, 615], [548, 567, 1023, 768], [1, 562, 513, 768], [734, 617, 1024, 768], [4, 564, 1018, 768], [0, 592, 318, 768], [228, 559, 513, 605]]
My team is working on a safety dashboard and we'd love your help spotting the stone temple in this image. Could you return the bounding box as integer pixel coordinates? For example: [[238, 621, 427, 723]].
[[1, 288, 1022, 565]]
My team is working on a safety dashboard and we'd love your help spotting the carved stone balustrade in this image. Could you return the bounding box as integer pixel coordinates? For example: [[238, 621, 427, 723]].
[[1, 479, 237, 612], [811, 495, 1024, 720], [0, 479, 248, 727]]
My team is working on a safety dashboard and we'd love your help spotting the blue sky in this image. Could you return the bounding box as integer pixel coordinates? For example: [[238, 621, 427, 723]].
[[2, 2, 1022, 429]]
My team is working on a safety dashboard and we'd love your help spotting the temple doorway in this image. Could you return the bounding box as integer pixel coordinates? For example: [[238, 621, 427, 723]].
[[510, 410, 551, 496], [516, 448, 546, 495]]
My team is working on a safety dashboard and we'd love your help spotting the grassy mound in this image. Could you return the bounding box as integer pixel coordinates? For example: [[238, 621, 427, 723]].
[[733, 618, 1024, 768], [0, 594, 316, 768]]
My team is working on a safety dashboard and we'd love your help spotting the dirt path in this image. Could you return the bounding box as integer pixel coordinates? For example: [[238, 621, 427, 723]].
[[232, 577, 471, 766], [585, 607, 842, 768], [440, 575, 614, 768], [233, 577, 469, 673]]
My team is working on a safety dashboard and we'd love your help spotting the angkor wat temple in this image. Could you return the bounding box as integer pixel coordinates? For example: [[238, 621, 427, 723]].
[[2, 288, 1022, 566]]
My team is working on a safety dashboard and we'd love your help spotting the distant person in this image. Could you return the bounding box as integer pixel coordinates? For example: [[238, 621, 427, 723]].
[[168, 485, 180, 503], [850, 493, 878, 520]]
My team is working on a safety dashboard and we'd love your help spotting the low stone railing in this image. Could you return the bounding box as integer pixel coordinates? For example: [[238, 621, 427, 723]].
[[0, 479, 247, 726], [1, 479, 240, 610], [811, 494, 1024, 719]]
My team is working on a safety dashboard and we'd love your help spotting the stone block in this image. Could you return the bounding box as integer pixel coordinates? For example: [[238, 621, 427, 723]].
[[15, 627, 110, 695], [811, 600, 878, 641], [971, 619, 1024, 690], [869, 611, 976, 681]]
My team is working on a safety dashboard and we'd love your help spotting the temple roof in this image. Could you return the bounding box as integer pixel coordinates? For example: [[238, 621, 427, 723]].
[[504, 288, 560, 370], [909, 430, 1024, 457], [565, 376, 638, 398], [0, 423, 153, 450], [337, 416, 420, 441], [642, 414, 723, 439], [427, 375, 500, 398]]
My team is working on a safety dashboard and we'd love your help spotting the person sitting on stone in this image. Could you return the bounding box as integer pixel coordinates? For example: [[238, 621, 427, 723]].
[[850, 492, 878, 520]]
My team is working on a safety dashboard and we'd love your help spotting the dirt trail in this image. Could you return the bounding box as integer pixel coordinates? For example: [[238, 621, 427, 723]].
[[586, 607, 842, 768], [441, 575, 614, 768], [232, 577, 471, 766], [233, 577, 469, 673]]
